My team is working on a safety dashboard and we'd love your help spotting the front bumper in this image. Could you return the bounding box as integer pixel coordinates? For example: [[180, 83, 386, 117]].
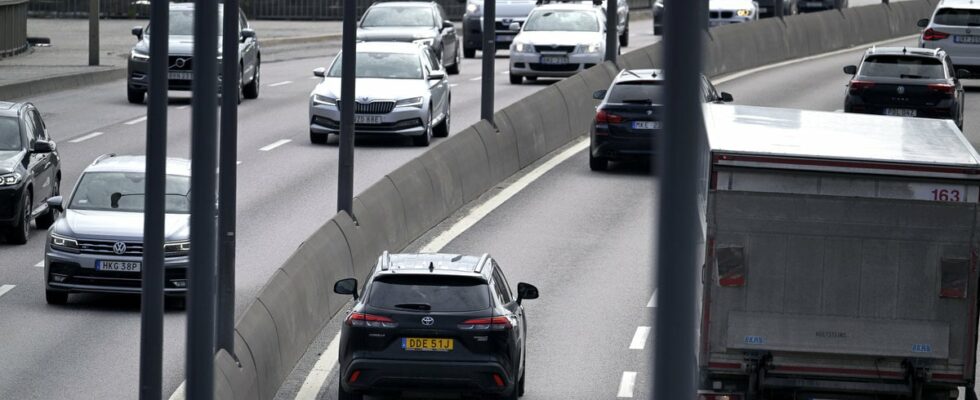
[[340, 358, 515, 396], [0, 182, 27, 227], [509, 51, 602, 78], [708, 14, 754, 27], [45, 248, 189, 295], [309, 103, 427, 138], [128, 56, 224, 92]]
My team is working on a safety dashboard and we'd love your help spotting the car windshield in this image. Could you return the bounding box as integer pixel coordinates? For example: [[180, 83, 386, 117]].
[[859, 55, 946, 79], [934, 8, 980, 26], [367, 275, 491, 312], [524, 10, 599, 32], [328, 52, 423, 79], [0, 117, 22, 151], [361, 6, 435, 28], [146, 9, 225, 36], [69, 172, 191, 213], [608, 81, 664, 104]]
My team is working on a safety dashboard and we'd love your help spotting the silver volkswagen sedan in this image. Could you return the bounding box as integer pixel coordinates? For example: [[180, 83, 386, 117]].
[[308, 42, 451, 147]]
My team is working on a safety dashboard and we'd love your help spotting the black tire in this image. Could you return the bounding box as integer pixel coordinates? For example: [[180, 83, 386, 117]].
[[338, 372, 363, 400], [589, 153, 608, 171], [127, 87, 145, 104], [45, 289, 68, 305], [654, 25, 662, 35], [464, 47, 476, 59], [446, 46, 461, 75], [434, 109, 450, 138], [243, 61, 260, 99], [620, 19, 630, 47], [509, 72, 523, 85], [7, 191, 30, 244], [967, 387, 979, 400], [165, 296, 186, 310], [518, 360, 526, 396], [413, 111, 433, 146], [310, 130, 329, 145], [34, 178, 59, 229]]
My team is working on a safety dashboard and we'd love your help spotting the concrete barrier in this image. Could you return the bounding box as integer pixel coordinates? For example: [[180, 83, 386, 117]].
[[235, 300, 282, 400], [388, 158, 447, 239], [472, 119, 520, 184]]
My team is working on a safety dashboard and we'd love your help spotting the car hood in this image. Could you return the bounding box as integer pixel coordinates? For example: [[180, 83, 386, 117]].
[[356, 27, 438, 42], [515, 31, 602, 46], [55, 209, 190, 241], [314, 77, 430, 101], [134, 35, 229, 56], [710, 0, 756, 10], [0, 150, 25, 174]]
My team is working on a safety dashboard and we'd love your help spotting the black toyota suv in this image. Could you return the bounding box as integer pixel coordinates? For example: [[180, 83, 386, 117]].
[[0, 102, 61, 244], [333, 252, 539, 400], [843, 46, 967, 129]]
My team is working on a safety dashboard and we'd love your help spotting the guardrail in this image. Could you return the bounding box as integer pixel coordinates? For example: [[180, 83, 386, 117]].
[[209, 1, 939, 398], [0, 0, 28, 58]]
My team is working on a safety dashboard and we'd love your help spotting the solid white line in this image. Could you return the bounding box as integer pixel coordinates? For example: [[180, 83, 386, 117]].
[[169, 383, 184, 400], [420, 138, 589, 252], [500, 71, 509, 75], [0, 285, 15, 299], [124, 116, 148, 125], [309, 76, 321, 80], [647, 289, 657, 308], [268, 80, 293, 87], [617, 371, 637, 398], [259, 139, 291, 151], [294, 331, 343, 400], [629, 326, 651, 350], [34, 260, 44, 268], [469, 77, 482, 81], [68, 131, 104, 143]]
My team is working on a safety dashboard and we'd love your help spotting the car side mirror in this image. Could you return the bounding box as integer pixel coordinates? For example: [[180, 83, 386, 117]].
[[46, 196, 63, 212], [917, 18, 930, 28], [33, 139, 55, 153], [843, 65, 857, 75], [719, 92, 734, 103], [132, 26, 144, 40], [516, 282, 539, 304], [443, 20, 454, 29], [429, 70, 446, 80], [509, 22, 521, 31], [313, 67, 326, 78], [958, 69, 971, 79], [592, 89, 607, 100], [241, 28, 256, 42], [334, 278, 359, 299]]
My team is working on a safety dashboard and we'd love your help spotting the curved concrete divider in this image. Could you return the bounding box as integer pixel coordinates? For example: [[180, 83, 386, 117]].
[[211, 2, 942, 398]]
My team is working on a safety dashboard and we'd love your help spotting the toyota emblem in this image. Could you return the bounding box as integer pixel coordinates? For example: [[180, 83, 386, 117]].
[[421, 316, 434, 326], [113, 241, 127, 255], [896, 86, 905, 95]]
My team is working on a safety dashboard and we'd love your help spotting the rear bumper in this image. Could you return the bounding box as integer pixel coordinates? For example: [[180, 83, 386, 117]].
[[510, 52, 602, 78], [340, 358, 515, 396], [591, 134, 655, 160]]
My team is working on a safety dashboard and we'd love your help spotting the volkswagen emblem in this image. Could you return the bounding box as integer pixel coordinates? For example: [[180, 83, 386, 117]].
[[646, 110, 653, 115], [421, 316, 435, 326], [358, 97, 370, 103], [113, 241, 127, 255], [896, 86, 905, 95], [174, 58, 187, 68]]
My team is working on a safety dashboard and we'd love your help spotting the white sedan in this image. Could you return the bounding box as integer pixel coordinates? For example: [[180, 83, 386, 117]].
[[508, 3, 613, 84]]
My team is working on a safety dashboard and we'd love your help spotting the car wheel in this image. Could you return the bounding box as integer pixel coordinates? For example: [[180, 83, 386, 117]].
[[447, 46, 461, 75], [244, 61, 260, 99], [35, 179, 59, 229], [127, 86, 146, 104], [654, 25, 662, 35], [589, 153, 608, 171], [413, 110, 433, 146], [310, 130, 329, 145], [464, 47, 476, 58], [620, 18, 630, 47], [237, 68, 244, 105], [509, 72, 523, 85], [434, 104, 450, 138], [518, 360, 526, 396], [338, 372, 363, 400], [6, 191, 31, 244], [45, 289, 68, 305]]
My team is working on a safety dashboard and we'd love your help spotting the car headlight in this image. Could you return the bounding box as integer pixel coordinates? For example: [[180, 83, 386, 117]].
[[736, 8, 753, 16], [579, 43, 601, 54], [313, 94, 337, 106], [164, 241, 190, 256], [50, 233, 80, 253], [395, 96, 424, 108], [513, 42, 534, 53], [413, 38, 435, 47], [0, 172, 22, 186], [130, 49, 149, 61], [466, 2, 480, 13]]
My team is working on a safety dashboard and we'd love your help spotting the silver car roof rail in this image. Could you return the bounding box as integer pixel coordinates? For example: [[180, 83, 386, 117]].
[[473, 253, 490, 273], [379, 250, 392, 271], [91, 153, 117, 165]]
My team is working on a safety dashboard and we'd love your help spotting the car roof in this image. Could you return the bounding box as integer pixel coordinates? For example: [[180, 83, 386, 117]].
[[864, 46, 944, 58], [533, 3, 601, 11], [938, 0, 980, 9], [615, 68, 664, 83], [373, 252, 494, 279], [369, 1, 434, 7], [169, 2, 227, 11], [84, 154, 192, 176], [354, 41, 425, 54], [0, 101, 21, 118]]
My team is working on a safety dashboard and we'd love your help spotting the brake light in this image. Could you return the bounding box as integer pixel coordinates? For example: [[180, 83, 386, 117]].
[[492, 373, 505, 387], [922, 28, 950, 41], [848, 80, 875, 94], [940, 257, 968, 299], [699, 394, 743, 400], [349, 370, 361, 383], [345, 312, 398, 328], [595, 109, 624, 124], [928, 83, 955, 95], [458, 316, 512, 330], [716, 245, 745, 287]]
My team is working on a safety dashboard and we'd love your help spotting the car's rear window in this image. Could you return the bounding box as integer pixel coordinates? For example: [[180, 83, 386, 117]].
[[607, 81, 664, 104], [367, 275, 491, 312], [859, 55, 946, 79], [934, 7, 980, 26]]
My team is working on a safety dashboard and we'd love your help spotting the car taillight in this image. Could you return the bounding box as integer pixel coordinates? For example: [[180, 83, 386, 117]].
[[595, 109, 624, 124], [928, 83, 955, 95], [922, 28, 950, 41], [699, 394, 743, 400], [940, 257, 968, 299], [345, 312, 398, 328], [848, 80, 875, 94], [716, 245, 745, 287], [458, 316, 512, 330]]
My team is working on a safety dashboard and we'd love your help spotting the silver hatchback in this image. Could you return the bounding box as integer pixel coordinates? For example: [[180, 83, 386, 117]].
[[43, 155, 191, 305]]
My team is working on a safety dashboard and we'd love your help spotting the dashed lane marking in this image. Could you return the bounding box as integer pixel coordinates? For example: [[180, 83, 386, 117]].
[[69, 131, 104, 143], [259, 139, 292, 151], [34, 260, 44, 268], [469, 77, 482, 81], [629, 326, 651, 350], [0, 285, 15, 299], [124, 116, 148, 125], [647, 289, 656, 308], [617, 371, 637, 398], [268, 80, 293, 87]]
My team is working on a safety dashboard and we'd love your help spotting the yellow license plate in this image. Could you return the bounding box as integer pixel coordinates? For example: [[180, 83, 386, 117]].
[[402, 337, 454, 352]]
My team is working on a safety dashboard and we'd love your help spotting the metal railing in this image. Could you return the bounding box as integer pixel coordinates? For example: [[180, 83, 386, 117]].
[[1, 0, 28, 57]]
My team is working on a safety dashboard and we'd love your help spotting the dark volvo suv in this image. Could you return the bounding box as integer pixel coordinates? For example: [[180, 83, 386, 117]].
[[334, 252, 539, 400], [0, 102, 60, 244]]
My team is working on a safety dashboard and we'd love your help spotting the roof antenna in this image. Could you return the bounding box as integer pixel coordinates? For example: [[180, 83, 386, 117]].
[[428, 262, 435, 273]]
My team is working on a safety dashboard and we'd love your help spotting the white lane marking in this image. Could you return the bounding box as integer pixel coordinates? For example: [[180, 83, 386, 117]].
[[124, 116, 148, 125], [629, 326, 651, 350], [309, 76, 321, 80], [169, 383, 184, 400], [237, 161, 243, 165], [617, 371, 637, 398], [294, 331, 343, 400], [420, 138, 589, 252], [647, 289, 656, 307], [834, 109, 844, 113], [469, 77, 482, 81], [268, 80, 293, 87], [34, 260, 44, 268], [0, 285, 15, 299], [69, 131, 104, 143], [450, 83, 459, 88], [259, 139, 292, 151], [500, 71, 509, 75]]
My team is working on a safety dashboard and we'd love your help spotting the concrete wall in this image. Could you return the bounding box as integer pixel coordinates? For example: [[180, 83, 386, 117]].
[[210, 1, 940, 397]]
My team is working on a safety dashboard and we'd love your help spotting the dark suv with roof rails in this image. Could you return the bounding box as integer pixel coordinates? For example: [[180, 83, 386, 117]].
[[0, 101, 60, 244], [333, 252, 540, 400], [843, 46, 966, 129]]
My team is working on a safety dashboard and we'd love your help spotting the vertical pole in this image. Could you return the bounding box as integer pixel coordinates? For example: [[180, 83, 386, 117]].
[[654, 0, 703, 399], [216, 0, 240, 356], [480, 0, 495, 124], [605, 0, 618, 62], [337, 0, 356, 215], [139, 0, 167, 397], [186, 0, 219, 396], [88, 0, 98, 65], [775, 0, 784, 18]]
